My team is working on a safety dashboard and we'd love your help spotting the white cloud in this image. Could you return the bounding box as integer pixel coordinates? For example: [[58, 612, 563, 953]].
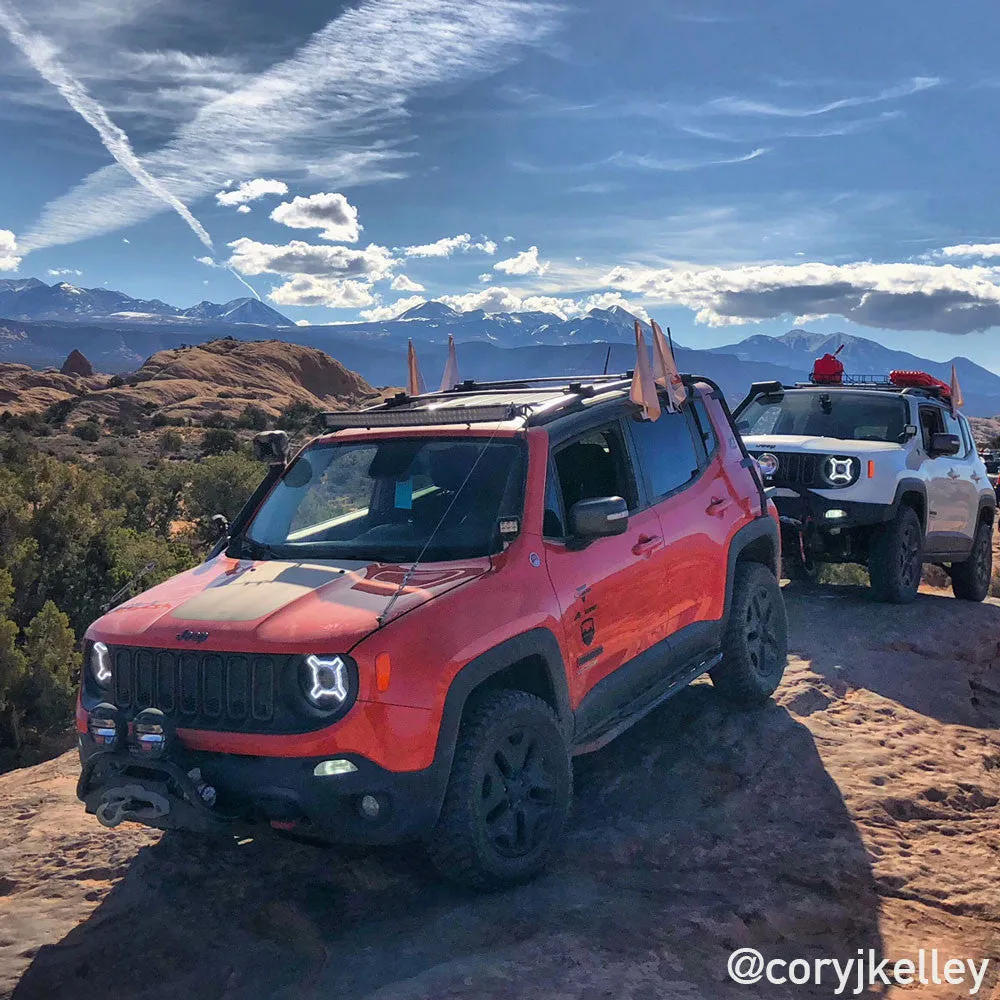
[[226, 237, 395, 281], [269, 276, 376, 309], [122, 237, 130, 243], [21, 0, 557, 252], [236, 205, 251, 214], [0, 0, 214, 250], [0, 229, 20, 270], [939, 243, 1000, 258], [606, 260, 1000, 335], [359, 295, 426, 321], [478, 272, 492, 283], [295, 319, 311, 326], [269, 192, 361, 242], [390, 273, 425, 292], [401, 233, 497, 257], [47, 267, 82, 276], [503, 235, 515, 242], [493, 245, 549, 276], [216, 178, 288, 207]]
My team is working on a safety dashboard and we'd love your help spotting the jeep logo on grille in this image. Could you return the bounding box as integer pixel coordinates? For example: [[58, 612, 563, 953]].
[[176, 629, 210, 643]]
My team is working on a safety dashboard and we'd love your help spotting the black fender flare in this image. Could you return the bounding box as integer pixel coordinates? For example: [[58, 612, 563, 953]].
[[891, 479, 929, 531], [723, 516, 780, 622], [425, 628, 571, 822], [977, 495, 996, 527]]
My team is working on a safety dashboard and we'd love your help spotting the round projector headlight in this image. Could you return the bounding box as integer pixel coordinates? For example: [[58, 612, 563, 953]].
[[821, 455, 859, 487], [90, 641, 113, 688], [755, 452, 780, 479], [299, 654, 357, 714]]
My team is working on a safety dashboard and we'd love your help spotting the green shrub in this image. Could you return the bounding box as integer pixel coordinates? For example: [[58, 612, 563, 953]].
[[201, 427, 239, 455], [236, 404, 268, 430], [72, 421, 101, 442]]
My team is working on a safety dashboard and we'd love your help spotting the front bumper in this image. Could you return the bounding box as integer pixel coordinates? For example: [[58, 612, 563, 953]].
[[77, 733, 444, 845], [770, 489, 895, 531]]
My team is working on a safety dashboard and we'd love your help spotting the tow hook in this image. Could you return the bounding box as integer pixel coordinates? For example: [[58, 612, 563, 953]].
[[95, 784, 171, 828]]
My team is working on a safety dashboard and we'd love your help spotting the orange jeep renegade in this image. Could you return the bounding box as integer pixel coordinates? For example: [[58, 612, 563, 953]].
[[78, 373, 787, 888]]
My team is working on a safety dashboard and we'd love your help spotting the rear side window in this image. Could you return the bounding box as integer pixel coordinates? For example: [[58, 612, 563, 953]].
[[690, 397, 718, 456], [628, 411, 701, 500]]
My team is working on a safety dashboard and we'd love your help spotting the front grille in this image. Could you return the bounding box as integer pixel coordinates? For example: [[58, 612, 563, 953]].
[[110, 646, 287, 732], [753, 451, 819, 487]]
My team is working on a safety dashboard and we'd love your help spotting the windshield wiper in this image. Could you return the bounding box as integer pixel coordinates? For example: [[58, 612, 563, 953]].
[[236, 536, 283, 561]]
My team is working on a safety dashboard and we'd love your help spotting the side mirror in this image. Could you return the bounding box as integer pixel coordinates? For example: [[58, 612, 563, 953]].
[[569, 496, 629, 541], [929, 432, 961, 457], [253, 430, 289, 465], [901, 423, 918, 442]]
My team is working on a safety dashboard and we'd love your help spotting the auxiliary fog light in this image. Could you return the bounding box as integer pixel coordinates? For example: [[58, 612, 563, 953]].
[[755, 452, 780, 479], [313, 759, 358, 778], [824, 508, 848, 520], [130, 707, 170, 758], [359, 794, 381, 820], [88, 702, 125, 750]]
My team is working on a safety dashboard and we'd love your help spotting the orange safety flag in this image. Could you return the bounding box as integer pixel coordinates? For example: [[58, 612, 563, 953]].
[[629, 320, 661, 421], [439, 334, 460, 392], [950, 363, 964, 416], [406, 339, 426, 396], [651, 319, 687, 412]]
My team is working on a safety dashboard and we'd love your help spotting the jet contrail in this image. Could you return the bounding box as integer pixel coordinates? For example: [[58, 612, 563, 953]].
[[226, 266, 262, 301], [0, 0, 214, 250]]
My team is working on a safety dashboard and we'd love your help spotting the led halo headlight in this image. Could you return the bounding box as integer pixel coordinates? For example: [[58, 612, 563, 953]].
[[298, 654, 358, 716], [90, 640, 113, 689], [821, 455, 860, 488]]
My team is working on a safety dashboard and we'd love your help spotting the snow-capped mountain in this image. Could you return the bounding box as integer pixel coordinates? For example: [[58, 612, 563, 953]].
[[0, 279, 292, 327]]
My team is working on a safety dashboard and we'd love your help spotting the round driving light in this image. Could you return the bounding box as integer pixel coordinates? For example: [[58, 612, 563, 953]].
[[755, 452, 780, 479], [130, 707, 170, 758], [825, 508, 848, 520], [88, 702, 125, 750], [90, 641, 113, 688], [302, 654, 349, 707], [359, 794, 381, 820]]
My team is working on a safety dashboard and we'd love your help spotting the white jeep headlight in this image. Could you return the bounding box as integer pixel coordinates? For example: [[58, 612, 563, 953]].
[[821, 455, 860, 487], [755, 452, 780, 480], [90, 641, 113, 688]]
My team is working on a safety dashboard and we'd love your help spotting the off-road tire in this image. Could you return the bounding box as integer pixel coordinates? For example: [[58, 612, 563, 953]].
[[868, 505, 922, 604], [710, 562, 787, 706], [426, 690, 572, 890], [951, 520, 993, 602]]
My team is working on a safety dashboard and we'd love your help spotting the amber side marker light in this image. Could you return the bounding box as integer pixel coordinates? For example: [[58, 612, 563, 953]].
[[375, 652, 392, 693], [867, 460, 875, 478]]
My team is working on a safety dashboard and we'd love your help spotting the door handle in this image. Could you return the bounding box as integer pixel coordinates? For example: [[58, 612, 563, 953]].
[[707, 496, 731, 515], [972, 472, 983, 483], [631, 534, 662, 556], [947, 469, 960, 479]]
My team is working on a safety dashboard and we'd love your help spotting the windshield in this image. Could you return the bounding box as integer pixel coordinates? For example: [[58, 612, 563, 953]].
[[243, 437, 525, 562], [738, 390, 908, 443]]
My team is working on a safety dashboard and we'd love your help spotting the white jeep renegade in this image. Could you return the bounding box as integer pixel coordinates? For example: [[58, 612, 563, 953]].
[[735, 376, 996, 603]]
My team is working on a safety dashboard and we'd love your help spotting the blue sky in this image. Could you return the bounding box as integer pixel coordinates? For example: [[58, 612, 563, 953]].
[[3, 0, 1000, 366]]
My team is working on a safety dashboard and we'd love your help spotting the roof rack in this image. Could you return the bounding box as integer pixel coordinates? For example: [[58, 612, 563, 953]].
[[322, 374, 637, 431], [790, 373, 950, 400]]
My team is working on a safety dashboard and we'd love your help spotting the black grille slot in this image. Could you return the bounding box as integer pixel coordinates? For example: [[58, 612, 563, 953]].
[[227, 656, 249, 720], [179, 653, 200, 715], [252, 657, 274, 721], [135, 649, 155, 709], [203, 655, 224, 719], [156, 651, 176, 713], [114, 649, 133, 707], [107, 646, 286, 732]]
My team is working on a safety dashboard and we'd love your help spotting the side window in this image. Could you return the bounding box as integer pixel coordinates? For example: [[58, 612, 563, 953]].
[[543, 464, 564, 538], [628, 410, 701, 500], [919, 406, 944, 452], [959, 417, 976, 457], [690, 397, 718, 457], [942, 410, 969, 457], [553, 425, 636, 519]]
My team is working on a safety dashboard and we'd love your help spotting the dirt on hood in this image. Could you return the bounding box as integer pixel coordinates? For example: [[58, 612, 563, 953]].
[[1, 584, 998, 1000]]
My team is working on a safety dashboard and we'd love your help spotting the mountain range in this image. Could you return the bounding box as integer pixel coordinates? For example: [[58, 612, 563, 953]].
[[0, 278, 292, 327], [2, 281, 999, 415]]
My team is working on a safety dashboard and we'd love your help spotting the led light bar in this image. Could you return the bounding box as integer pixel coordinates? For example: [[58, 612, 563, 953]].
[[324, 403, 523, 430]]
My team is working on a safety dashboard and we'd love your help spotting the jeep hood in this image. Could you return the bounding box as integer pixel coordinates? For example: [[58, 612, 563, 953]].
[[743, 434, 902, 454], [88, 555, 489, 652]]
